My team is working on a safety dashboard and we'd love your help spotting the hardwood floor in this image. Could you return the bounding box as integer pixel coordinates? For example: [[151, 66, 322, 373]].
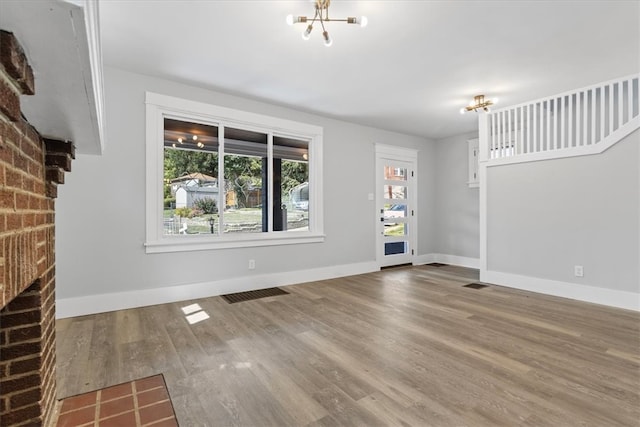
[[56, 265, 640, 426]]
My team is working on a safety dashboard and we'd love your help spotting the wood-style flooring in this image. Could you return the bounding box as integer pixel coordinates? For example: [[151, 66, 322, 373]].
[[56, 265, 640, 426]]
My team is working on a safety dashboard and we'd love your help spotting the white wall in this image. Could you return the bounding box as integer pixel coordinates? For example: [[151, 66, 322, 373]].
[[486, 129, 639, 297], [433, 132, 480, 263], [55, 67, 435, 315]]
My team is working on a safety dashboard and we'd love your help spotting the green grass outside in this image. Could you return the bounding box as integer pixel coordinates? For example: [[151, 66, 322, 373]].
[[384, 224, 406, 236]]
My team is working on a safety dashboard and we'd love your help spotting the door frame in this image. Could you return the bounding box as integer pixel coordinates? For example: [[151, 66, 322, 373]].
[[375, 144, 418, 268]]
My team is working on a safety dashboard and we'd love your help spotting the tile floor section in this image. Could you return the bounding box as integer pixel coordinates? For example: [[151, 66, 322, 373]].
[[56, 374, 178, 426]]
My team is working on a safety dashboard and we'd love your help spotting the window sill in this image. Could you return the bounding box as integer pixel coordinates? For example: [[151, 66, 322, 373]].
[[145, 232, 325, 254]]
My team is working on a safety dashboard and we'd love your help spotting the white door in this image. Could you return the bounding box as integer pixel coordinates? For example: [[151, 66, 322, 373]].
[[375, 146, 417, 268]]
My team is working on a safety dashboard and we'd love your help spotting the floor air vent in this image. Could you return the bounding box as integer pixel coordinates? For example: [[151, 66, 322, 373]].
[[463, 283, 489, 290], [221, 287, 289, 304], [426, 263, 448, 267]]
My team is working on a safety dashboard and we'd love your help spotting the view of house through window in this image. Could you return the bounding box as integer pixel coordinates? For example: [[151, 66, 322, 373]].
[[163, 118, 309, 236]]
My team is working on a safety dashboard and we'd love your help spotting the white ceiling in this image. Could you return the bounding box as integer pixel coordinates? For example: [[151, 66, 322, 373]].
[[88, 1, 640, 140]]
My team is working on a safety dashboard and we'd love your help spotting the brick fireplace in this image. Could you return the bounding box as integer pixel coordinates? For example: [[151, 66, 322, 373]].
[[1, 30, 74, 426]]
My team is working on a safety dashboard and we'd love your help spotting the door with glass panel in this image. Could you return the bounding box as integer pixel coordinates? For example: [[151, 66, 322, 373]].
[[376, 149, 416, 268]]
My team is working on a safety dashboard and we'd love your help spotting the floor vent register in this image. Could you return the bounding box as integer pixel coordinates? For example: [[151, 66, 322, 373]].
[[221, 287, 289, 304]]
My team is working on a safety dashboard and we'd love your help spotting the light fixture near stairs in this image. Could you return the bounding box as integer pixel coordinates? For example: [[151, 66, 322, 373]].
[[460, 95, 498, 114]]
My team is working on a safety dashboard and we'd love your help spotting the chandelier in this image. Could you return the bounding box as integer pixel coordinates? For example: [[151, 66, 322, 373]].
[[460, 95, 498, 114], [172, 134, 204, 149], [286, 0, 368, 47]]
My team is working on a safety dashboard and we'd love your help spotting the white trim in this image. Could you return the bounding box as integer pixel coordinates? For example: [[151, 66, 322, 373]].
[[433, 254, 480, 269], [412, 253, 436, 265], [490, 74, 639, 115], [483, 270, 640, 312], [79, 0, 106, 154], [146, 92, 323, 136], [375, 144, 418, 268], [478, 113, 489, 273], [64, 0, 106, 154], [145, 233, 325, 254], [56, 261, 379, 318], [375, 143, 419, 161], [55, 257, 637, 317], [485, 116, 640, 167], [145, 92, 324, 253], [413, 253, 480, 269]]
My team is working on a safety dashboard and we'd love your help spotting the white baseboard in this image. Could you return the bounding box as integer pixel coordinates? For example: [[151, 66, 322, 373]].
[[414, 253, 480, 269], [57, 258, 637, 318], [56, 261, 379, 319], [413, 253, 436, 265], [482, 270, 640, 312]]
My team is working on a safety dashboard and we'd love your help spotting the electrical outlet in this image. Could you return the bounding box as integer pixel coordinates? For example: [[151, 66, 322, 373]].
[[248, 259, 256, 270], [574, 265, 584, 277]]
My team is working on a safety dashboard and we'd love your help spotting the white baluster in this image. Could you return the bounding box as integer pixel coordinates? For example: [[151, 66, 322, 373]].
[[517, 106, 522, 155], [583, 91, 588, 145], [600, 86, 605, 142], [576, 92, 582, 147], [546, 99, 551, 151], [507, 109, 512, 157], [527, 104, 531, 153], [609, 83, 614, 133], [618, 80, 624, 128], [496, 112, 501, 159], [568, 94, 573, 148], [552, 98, 556, 150], [491, 114, 496, 159], [630, 77, 637, 120], [590, 89, 595, 145], [627, 78, 633, 122], [533, 103, 538, 153], [560, 95, 566, 149], [500, 110, 505, 158]]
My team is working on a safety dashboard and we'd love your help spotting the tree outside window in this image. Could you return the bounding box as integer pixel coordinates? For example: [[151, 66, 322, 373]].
[[162, 118, 309, 236]]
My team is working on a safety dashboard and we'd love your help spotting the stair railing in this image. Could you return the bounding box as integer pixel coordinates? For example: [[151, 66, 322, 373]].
[[479, 74, 639, 164]]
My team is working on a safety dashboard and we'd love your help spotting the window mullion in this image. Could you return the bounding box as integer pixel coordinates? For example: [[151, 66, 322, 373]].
[[218, 125, 225, 235], [267, 133, 274, 233]]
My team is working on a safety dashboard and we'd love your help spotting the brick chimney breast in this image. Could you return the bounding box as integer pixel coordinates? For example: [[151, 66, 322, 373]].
[[0, 30, 72, 427]]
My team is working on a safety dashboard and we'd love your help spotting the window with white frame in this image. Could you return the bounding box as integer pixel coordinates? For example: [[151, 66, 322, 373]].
[[145, 92, 324, 253]]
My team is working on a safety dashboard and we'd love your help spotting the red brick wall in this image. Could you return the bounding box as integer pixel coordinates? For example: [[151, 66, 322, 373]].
[[1, 279, 56, 426], [0, 30, 73, 426]]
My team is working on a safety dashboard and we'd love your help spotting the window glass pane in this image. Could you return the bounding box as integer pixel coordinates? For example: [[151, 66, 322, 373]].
[[275, 136, 309, 232], [384, 223, 407, 236], [382, 185, 407, 200], [163, 118, 219, 236], [223, 127, 267, 233], [383, 203, 406, 220], [384, 166, 407, 181], [385, 241, 407, 255], [148, 95, 324, 251]]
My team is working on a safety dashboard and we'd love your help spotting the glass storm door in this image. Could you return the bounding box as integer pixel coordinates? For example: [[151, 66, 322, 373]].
[[376, 153, 416, 268]]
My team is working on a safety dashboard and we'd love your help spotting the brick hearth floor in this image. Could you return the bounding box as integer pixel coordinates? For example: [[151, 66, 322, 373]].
[[55, 374, 178, 426]]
